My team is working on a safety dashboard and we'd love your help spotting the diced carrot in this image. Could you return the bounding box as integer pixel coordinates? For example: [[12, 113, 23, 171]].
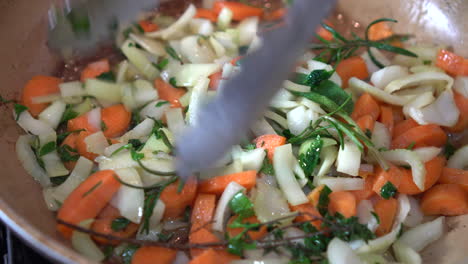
[[391, 124, 447, 149], [420, 183, 468, 216], [336, 56, 369, 87], [75, 131, 99, 161], [194, 8, 217, 22], [447, 91, 468, 132], [80, 59, 110, 82], [189, 227, 220, 258], [379, 105, 394, 135], [328, 191, 357, 218], [307, 185, 325, 208], [160, 177, 198, 219], [439, 167, 468, 192], [57, 170, 121, 239], [189, 248, 240, 264], [436, 49, 468, 76], [374, 197, 398, 236], [350, 173, 376, 203], [393, 118, 418, 139], [21, 75, 62, 117], [154, 78, 186, 108], [230, 56, 243, 66], [61, 133, 79, 171], [67, 111, 100, 133], [356, 114, 376, 134], [291, 203, 322, 230], [191, 194, 216, 231], [372, 165, 403, 197], [138, 20, 159, 32], [227, 215, 267, 240], [391, 105, 405, 124], [398, 156, 446, 195], [198, 170, 257, 196], [262, 8, 286, 21], [368, 21, 394, 41], [316, 25, 333, 42], [213, 2, 263, 21], [351, 93, 380, 121], [91, 205, 139, 245], [131, 246, 177, 264], [101, 104, 131, 138], [254, 134, 287, 161], [208, 71, 223, 90]]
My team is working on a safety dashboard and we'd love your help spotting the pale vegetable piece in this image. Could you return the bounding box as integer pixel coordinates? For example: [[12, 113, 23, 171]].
[[71, 219, 105, 262], [447, 145, 468, 169], [273, 144, 308, 206], [52, 157, 94, 203], [209, 36, 226, 57], [140, 100, 170, 120], [111, 168, 145, 223], [212, 182, 245, 232], [317, 177, 364, 191], [371, 65, 409, 89], [413, 147, 441, 163], [31, 93, 61, 104], [287, 105, 318, 136], [119, 118, 155, 143], [120, 83, 137, 110], [84, 131, 109, 156], [371, 122, 391, 150], [399, 216, 445, 252], [129, 33, 166, 56], [146, 4, 197, 39], [180, 36, 216, 63], [264, 110, 288, 129], [199, 159, 242, 180], [253, 179, 292, 225], [410, 65, 444, 74], [86, 107, 102, 132], [385, 72, 454, 94], [349, 77, 408, 106], [16, 135, 50, 187], [393, 44, 443, 67], [38, 100, 66, 129], [60, 81, 85, 104], [361, 48, 391, 74], [232, 258, 289, 264], [393, 240, 422, 264], [217, 7, 233, 30], [336, 140, 361, 176], [136, 200, 165, 241], [403, 196, 424, 228], [186, 78, 210, 125], [42, 151, 70, 177], [189, 18, 214, 36], [121, 40, 159, 80], [381, 149, 426, 190], [315, 145, 338, 185], [240, 148, 266, 171], [417, 90, 460, 127], [174, 63, 220, 87], [141, 132, 171, 154], [237, 17, 259, 46], [251, 118, 277, 136], [327, 238, 363, 264], [283, 79, 309, 92], [292, 158, 308, 187], [166, 108, 185, 137], [356, 200, 378, 232], [16, 111, 54, 135], [116, 60, 129, 83], [454, 76, 468, 98], [134, 79, 158, 107], [357, 254, 388, 264], [85, 78, 122, 105], [42, 188, 60, 211], [403, 91, 435, 123], [160, 58, 183, 83]]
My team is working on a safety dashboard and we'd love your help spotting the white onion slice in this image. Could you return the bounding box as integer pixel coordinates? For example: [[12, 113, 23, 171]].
[[371, 122, 391, 150], [317, 177, 364, 191], [371, 65, 409, 89], [237, 17, 258, 46], [336, 140, 361, 176], [16, 111, 54, 135], [38, 100, 66, 129], [140, 100, 170, 120], [71, 219, 105, 262], [111, 168, 144, 223], [86, 107, 101, 132], [403, 196, 424, 228], [253, 179, 292, 225], [413, 147, 441, 163], [52, 157, 93, 203], [119, 118, 155, 143], [349, 77, 408, 106], [418, 90, 460, 127], [327, 238, 363, 264], [146, 4, 196, 39], [382, 149, 425, 190], [393, 240, 422, 264], [212, 182, 245, 232], [84, 131, 109, 156], [454, 76, 468, 98], [31, 93, 61, 104], [165, 108, 185, 137], [399, 216, 445, 252], [447, 145, 468, 169], [385, 71, 454, 94]]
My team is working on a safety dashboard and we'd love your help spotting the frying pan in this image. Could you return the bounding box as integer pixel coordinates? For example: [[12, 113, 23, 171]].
[[0, 0, 467, 263]]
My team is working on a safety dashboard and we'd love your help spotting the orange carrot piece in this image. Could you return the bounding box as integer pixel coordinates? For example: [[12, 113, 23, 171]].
[[191, 193, 216, 231], [254, 134, 287, 161], [230, 56, 243, 66], [263, 8, 286, 21], [213, 1, 263, 21], [21, 75, 62, 117], [75, 131, 99, 161], [195, 8, 217, 22], [189, 228, 220, 258], [328, 191, 357, 218], [80, 59, 110, 82], [398, 156, 446, 195], [439, 167, 468, 192], [227, 215, 268, 240], [208, 71, 223, 90], [372, 165, 403, 197], [436, 49, 468, 76], [391, 105, 405, 124], [336, 56, 369, 87], [307, 185, 325, 208], [447, 91, 468, 132], [160, 178, 198, 219], [67, 110, 100, 133], [154, 78, 186, 108], [420, 183, 468, 216], [131, 246, 177, 264], [350, 173, 376, 203], [198, 170, 257, 195], [374, 198, 398, 236], [138, 20, 159, 32], [101, 104, 131, 138], [356, 114, 376, 134], [368, 21, 394, 41], [393, 118, 418, 139], [57, 170, 121, 239], [61, 133, 80, 171], [379, 105, 394, 135], [189, 248, 240, 264], [291, 203, 322, 230], [391, 124, 447, 149], [91, 205, 139, 245], [351, 93, 380, 121]]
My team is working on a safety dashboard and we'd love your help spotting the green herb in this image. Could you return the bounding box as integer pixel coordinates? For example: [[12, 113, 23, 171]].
[[243, 143, 256, 150], [169, 77, 178, 87], [82, 180, 102, 198], [183, 206, 191, 222], [0, 95, 13, 104], [121, 244, 139, 264], [140, 178, 175, 234], [443, 142, 455, 159], [298, 135, 323, 178], [39, 141, 57, 157], [123, 27, 133, 38], [365, 129, 372, 138], [312, 80, 354, 114], [165, 46, 181, 61], [371, 211, 380, 224], [227, 235, 256, 256], [14, 104, 28, 120], [50, 175, 68, 186], [130, 149, 145, 161], [101, 120, 108, 131], [111, 217, 131, 231], [260, 155, 275, 175], [380, 181, 397, 199], [103, 245, 114, 260], [399, 164, 411, 170], [151, 119, 173, 151], [67, 8, 91, 34], [238, 45, 249, 55], [322, 213, 375, 242], [134, 22, 144, 33], [155, 101, 169, 107], [291, 69, 334, 87], [229, 192, 255, 219], [128, 139, 143, 150], [61, 105, 79, 123], [406, 142, 416, 150], [57, 144, 80, 162], [423, 60, 432, 65], [153, 58, 169, 71], [97, 71, 116, 82], [311, 18, 416, 66], [157, 232, 173, 242], [378, 147, 389, 152], [317, 185, 332, 216]]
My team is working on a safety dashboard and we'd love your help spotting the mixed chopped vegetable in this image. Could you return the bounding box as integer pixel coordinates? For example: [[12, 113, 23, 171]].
[[3, 1, 468, 264]]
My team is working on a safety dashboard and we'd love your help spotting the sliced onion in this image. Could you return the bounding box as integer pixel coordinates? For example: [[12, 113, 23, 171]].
[[134, 79, 158, 107], [212, 181, 245, 232], [315, 146, 338, 183], [140, 100, 170, 120], [86, 107, 101, 132], [403, 91, 435, 121], [349, 77, 408, 106], [283, 80, 309, 92], [165, 108, 185, 137], [357, 200, 378, 232], [85, 79, 122, 105], [264, 110, 288, 129], [336, 140, 361, 176], [111, 168, 144, 223], [71, 219, 105, 262], [146, 4, 196, 39], [186, 78, 209, 126], [116, 60, 129, 83], [447, 145, 468, 169], [399, 216, 445, 252], [381, 149, 425, 190], [52, 157, 93, 203], [371, 65, 409, 89], [180, 36, 216, 63], [371, 122, 391, 150], [232, 258, 290, 264], [327, 238, 363, 264], [174, 63, 220, 87], [129, 33, 166, 56], [31, 93, 61, 104], [119, 118, 155, 143], [361, 48, 391, 74], [454, 76, 468, 98], [42, 188, 60, 211], [209, 36, 226, 57], [60, 81, 85, 99], [42, 151, 70, 177], [217, 7, 233, 30], [417, 90, 460, 127], [317, 177, 364, 191], [199, 159, 242, 180], [251, 118, 277, 136], [413, 147, 441, 163], [190, 18, 214, 36], [241, 148, 266, 172], [163, 218, 189, 231], [403, 196, 424, 228], [237, 17, 258, 46], [84, 131, 109, 156], [16, 111, 54, 135], [104, 143, 126, 157], [287, 106, 318, 136], [38, 100, 66, 129], [410, 65, 444, 74], [385, 72, 453, 94], [393, 240, 422, 264], [253, 180, 292, 226]]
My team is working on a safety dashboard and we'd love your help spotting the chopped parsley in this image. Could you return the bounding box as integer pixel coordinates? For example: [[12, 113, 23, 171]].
[[153, 58, 169, 71], [298, 135, 323, 178], [380, 181, 397, 199], [38, 141, 57, 157], [317, 185, 332, 216], [57, 144, 79, 162], [165, 46, 181, 61], [13, 104, 28, 120], [169, 77, 178, 87], [96, 71, 116, 82], [406, 142, 416, 150], [443, 142, 455, 159], [121, 244, 139, 264], [111, 217, 131, 231], [371, 211, 381, 224], [155, 101, 169, 107], [101, 120, 108, 131], [61, 105, 79, 123], [259, 155, 275, 175]]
